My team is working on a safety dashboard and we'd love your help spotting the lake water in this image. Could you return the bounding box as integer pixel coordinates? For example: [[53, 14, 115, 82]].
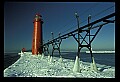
[[51, 52, 115, 66], [4, 52, 115, 70]]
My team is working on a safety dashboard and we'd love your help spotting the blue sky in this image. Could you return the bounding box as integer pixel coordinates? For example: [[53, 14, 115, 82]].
[[4, 2, 115, 52]]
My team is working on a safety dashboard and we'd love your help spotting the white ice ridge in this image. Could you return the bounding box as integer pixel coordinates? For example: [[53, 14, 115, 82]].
[[4, 52, 115, 78], [86, 51, 115, 53]]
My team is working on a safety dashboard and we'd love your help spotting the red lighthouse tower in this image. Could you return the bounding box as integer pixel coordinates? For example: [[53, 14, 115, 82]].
[[32, 13, 43, 55]]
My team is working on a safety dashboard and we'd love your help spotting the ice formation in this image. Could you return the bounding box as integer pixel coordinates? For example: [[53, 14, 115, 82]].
[[4, 52, 115, 78]]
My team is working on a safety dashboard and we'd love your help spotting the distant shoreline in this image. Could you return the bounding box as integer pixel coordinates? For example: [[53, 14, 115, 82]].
[[4, 52, 19, 54], [86, 51, 115, 54]]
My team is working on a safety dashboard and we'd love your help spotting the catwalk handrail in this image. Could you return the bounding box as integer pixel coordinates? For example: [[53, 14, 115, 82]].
[[43, 12, 115, 46]]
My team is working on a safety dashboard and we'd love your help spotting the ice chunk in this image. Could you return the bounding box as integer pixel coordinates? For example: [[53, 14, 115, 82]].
[[73, 56, 80, 72]]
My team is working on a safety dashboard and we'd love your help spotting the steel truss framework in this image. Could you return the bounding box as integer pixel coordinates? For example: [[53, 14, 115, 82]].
[[43, 42, 49, 55], [42, 12, 115, 63], [51, 32, 62, 57]]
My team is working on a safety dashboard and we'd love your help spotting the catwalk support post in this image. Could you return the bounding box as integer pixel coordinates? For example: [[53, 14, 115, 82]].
[[51, 32, 62, 58], [73, 12, 80, 72]]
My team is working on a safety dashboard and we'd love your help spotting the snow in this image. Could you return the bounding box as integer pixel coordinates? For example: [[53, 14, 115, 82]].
[[4, 52, 115, 78]]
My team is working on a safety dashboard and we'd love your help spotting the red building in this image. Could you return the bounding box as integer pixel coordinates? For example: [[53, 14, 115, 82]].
[[22, 48, 26, 52], [32, 14, 43, 55]]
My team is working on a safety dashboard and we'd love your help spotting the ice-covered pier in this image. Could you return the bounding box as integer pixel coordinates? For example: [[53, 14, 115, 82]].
[[4, 52, 115, 78]]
